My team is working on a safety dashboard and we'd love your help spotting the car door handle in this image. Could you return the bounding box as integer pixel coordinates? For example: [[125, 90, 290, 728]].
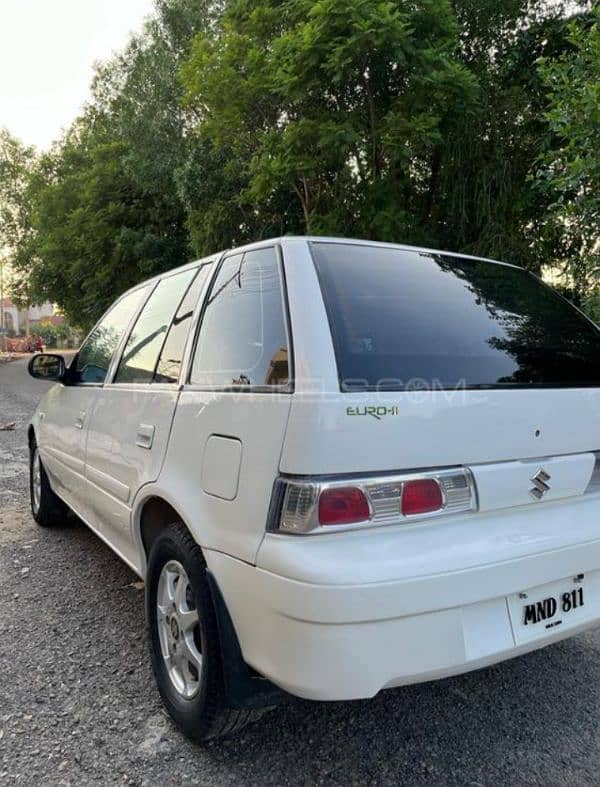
[[75, 411, 86, 430], [136, 424, 155, 450]]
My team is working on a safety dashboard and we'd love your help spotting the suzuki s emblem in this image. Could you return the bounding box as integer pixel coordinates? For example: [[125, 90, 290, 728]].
[[530, 468, 551, 500]]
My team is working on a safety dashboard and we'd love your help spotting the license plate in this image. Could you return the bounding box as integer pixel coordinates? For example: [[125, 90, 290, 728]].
[[507, 574, 587, 645]]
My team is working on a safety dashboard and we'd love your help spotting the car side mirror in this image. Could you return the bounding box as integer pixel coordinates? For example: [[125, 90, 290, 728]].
[[28, 353, 66, 382]]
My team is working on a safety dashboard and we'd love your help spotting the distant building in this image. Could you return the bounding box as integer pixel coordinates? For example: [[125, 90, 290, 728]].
[[0, 299, 64, 336]]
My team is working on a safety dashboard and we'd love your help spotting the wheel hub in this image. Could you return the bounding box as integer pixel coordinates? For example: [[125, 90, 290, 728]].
[[31, 449, 42, 514], [156, 560, 202, 699]]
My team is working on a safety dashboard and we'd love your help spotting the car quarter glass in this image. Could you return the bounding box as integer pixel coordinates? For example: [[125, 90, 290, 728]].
[[154, 263, 214, 384], [73, 287, 149, 384], [115, 269, 197, 384], [190, 247, 290, 389], [311, 242, 600, 390]]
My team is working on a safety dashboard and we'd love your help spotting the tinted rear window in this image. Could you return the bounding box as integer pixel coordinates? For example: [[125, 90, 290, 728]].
[[311, 242, 600, 390]]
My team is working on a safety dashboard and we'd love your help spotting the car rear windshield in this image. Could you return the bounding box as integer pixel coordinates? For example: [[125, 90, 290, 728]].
[[311, 242, 600, 391]]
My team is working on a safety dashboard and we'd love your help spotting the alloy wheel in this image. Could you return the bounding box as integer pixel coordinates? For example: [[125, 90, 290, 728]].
[[31, 448, 42, 514], [156, 560, 203, 699]]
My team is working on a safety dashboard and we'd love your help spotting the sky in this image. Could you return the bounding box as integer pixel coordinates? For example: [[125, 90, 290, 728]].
[[0, 0, 156, 151]]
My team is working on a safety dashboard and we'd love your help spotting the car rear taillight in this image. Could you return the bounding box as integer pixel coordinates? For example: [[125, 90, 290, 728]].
[[401, 479, 443, 516], [268, 467, 476, 535], [318, 487, 371, 526]]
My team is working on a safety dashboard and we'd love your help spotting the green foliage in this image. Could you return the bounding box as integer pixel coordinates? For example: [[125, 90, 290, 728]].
[[535, 6, 600, 290], [179, 0, 596, 270], [181, 0, 478, 241], [0, 130, 38, 307], [0, 130, 36, 247], [1, 0, 598, 328], [26, 131, 192, 328], [29, 321, 70, 347], [433, 7, 581, 269], [582, 289, 600, 326]]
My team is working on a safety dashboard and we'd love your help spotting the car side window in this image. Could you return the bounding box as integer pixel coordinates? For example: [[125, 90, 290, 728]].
[[190, 247, 290, 389], [114, 269, 197, 385], [73, 287, 148, 384], [154, 263, 214, 384]]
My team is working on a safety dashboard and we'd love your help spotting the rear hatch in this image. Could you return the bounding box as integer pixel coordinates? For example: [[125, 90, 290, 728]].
[[280, 242, 600, 511]]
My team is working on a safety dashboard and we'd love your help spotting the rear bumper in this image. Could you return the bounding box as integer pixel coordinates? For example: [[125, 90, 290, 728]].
[[205, 495, 600, 701]]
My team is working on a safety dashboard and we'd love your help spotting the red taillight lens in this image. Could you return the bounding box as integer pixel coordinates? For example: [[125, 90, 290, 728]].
[[318, 487, 371, 526], [401, 479, 444, 516]]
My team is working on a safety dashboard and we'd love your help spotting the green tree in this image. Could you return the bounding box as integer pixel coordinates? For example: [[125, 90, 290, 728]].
[[0, 129, 37, 306], [431, 2, 593, 269], [181, 0, 478, 242], [30, 321, 58, 347], [535, 7, 600, 294], [0, 130, 36, 251], [27, 129, 190, 328]]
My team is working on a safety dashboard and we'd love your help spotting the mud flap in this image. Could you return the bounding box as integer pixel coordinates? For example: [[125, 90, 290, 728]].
[[206, 569, 289, 709]]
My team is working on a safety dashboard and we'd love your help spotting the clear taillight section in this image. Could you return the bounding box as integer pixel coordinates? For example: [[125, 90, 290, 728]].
[[268, 468, 477, 535]]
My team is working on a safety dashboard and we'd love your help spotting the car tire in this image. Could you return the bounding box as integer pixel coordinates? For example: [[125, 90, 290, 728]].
[[146, 522, 264, 742], [29, 443, 69, 527]]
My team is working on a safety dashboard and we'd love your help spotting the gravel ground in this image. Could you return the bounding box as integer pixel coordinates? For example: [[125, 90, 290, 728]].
[[2, 357, 600, 786]]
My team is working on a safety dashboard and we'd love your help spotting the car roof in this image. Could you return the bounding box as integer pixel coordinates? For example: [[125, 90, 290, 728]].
[[123, 235, 521, 299], [278, 236, 520, 269]]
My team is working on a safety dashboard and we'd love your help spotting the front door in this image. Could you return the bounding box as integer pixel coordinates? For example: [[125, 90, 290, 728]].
[[37, 383, 99, 522], [38, 286, 148, 523]]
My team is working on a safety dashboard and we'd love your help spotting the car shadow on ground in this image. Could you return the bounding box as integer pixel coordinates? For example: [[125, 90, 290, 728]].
[[206, 637, 598, 785]]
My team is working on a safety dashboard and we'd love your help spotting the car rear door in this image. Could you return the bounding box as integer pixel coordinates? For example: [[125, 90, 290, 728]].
[[83, 262, 215, 567]]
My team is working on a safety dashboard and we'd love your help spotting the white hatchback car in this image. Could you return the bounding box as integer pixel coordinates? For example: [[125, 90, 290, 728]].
[[28, 237, 600, 741]]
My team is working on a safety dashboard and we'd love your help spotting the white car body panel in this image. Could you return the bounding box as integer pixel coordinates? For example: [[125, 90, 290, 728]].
[[280, 389, 600, 474], [84, 386, 181, 567], [150, 390, 291, 565], [35, 384, 99, 524], [471, 451, 595, 510], [29, 235, 600, 703]]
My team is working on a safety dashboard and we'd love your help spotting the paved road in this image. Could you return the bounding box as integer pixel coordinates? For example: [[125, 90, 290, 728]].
[[2, 357, 600, 786]]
